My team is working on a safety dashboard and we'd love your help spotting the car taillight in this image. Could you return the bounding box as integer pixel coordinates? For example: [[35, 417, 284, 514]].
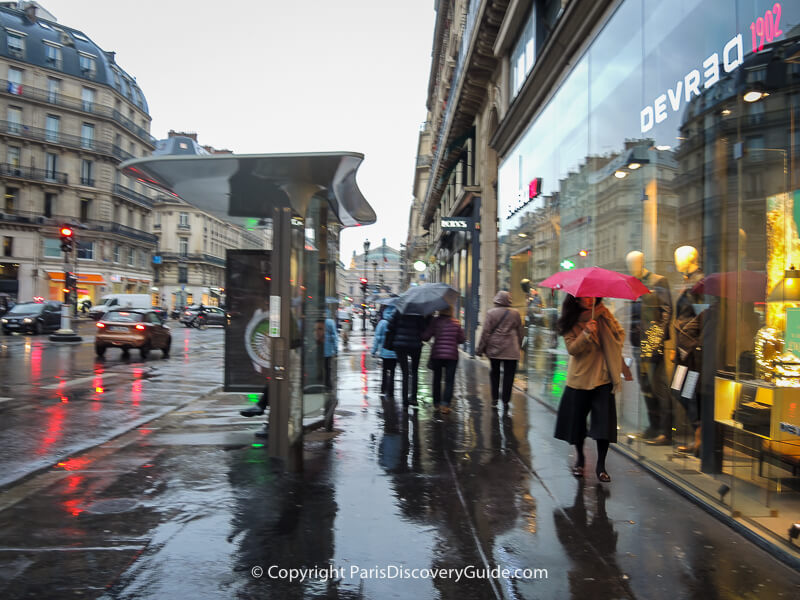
[[135, 324, 146, 330], [96, 322, 105, 328]]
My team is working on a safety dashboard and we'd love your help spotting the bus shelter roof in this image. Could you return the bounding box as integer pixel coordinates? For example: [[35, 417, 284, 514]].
[[119, 152, 376, 228]]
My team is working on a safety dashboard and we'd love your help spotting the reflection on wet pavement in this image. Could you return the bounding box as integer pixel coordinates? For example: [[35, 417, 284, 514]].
[[0, 328, 799, 598]]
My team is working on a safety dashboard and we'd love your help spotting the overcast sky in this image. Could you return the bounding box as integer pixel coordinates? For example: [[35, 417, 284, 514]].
[[40, 0, 435, 266]]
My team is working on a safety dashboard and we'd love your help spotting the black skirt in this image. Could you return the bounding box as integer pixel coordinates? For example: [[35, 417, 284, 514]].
[[554, 383, 617, 444]]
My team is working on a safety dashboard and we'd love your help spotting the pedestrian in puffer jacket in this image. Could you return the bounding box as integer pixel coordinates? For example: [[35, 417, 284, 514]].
[[372, 305, 398, 397], [422, 305, 465, 413], [386, 311, 429, 407], [477, 291, 523, 408]]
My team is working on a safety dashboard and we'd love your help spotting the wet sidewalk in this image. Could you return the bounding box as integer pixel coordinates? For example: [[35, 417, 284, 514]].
[[2, 331, 800, 599]]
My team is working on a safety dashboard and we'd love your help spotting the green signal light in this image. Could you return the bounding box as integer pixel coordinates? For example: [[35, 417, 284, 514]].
[[252, 443, 264, 448], [560, 259, 575, 270], [247, 393, 260, 403]]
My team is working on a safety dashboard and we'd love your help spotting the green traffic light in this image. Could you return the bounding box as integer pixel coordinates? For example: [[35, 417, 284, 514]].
[[560, 259, 575, 270]]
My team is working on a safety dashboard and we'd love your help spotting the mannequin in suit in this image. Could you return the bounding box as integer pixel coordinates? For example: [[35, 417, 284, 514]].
[[673, 245, 705, 455], [626, 251, 673, 444]]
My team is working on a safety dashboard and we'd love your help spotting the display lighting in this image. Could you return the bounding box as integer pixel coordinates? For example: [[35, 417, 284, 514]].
[[614, 170, 627, 179]]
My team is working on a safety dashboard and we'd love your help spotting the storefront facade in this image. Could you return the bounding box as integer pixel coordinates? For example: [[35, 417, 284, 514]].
[[497, 0, 800, 559]]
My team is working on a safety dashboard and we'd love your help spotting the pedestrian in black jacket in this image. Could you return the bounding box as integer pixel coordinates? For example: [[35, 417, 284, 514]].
[[386, 311, 429, 408]]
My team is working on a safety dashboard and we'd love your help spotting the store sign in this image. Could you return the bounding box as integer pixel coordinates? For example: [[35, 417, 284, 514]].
[[640, 33, 743, 133], [441, 217, 473, 230], [506, 178, 544, 219]]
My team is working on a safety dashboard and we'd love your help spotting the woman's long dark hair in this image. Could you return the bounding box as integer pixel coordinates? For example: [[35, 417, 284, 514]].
[[556, 295, 602, 335]]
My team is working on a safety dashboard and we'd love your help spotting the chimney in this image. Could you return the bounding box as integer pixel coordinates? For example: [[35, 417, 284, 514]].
[[24, 1, 36, 22]]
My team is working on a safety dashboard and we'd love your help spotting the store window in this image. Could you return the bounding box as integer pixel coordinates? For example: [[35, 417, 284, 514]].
[[497, 0, 800, 546]]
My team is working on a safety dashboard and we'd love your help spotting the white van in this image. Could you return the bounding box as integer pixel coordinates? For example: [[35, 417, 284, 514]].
[[89, 294, 151, 320]]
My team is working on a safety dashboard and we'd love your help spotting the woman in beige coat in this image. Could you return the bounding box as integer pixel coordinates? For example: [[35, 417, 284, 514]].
[[477, 291, 523, 409], [553, 295, 632, 482]]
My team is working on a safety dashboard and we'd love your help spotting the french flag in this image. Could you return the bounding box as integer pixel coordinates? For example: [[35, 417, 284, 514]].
[[7, 82, 22, 95]]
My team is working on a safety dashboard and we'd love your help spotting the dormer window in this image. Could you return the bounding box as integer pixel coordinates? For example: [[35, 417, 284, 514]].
[[78, 53, 96, 78], [43, 42, 62, 69], [6, 30, 25, 57]]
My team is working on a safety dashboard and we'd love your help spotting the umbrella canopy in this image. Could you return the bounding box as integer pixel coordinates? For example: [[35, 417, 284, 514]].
[[377, 296, 399, 306], [539, 267, 650, 300], [691, 271, 767, 303], [394, 282, 459, 316]]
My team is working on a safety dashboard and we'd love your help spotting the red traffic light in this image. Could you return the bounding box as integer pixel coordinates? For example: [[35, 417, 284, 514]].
[[578, 249, 588, 257], [359, 277, 368, 284], [60, 226, 74, 238]]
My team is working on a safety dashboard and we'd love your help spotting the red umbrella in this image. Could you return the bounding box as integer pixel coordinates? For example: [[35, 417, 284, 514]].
[[691, 271, 767, 302], [539, 267, 650, 316]]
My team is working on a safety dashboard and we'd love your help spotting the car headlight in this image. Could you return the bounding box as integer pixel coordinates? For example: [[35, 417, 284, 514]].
[[1, 318, 7, 323], [23, 318, 32, 323]]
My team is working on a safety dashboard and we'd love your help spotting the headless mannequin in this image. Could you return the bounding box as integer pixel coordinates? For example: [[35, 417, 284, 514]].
[[673, 245, 704, 455], [626, 251, 673, 443]]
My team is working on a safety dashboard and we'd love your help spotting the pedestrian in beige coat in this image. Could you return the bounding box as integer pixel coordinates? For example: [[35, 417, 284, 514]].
[[477, 291, 523, 409]]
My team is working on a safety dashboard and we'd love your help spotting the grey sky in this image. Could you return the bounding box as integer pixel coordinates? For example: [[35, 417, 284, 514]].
[[40, 0, 435, 265]]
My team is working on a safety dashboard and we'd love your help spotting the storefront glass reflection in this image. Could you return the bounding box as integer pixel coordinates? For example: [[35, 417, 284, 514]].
[[498, 0, 800, 548]]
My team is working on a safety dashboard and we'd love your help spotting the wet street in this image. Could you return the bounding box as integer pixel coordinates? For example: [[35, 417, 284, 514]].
[[1, 325, 799, 598]]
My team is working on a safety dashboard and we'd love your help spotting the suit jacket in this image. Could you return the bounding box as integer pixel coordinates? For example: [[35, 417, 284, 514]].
[[630, 269, 672, 360]]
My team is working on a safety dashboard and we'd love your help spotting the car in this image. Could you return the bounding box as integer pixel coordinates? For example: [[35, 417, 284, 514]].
[[1, 301, 62, 334], [95, 308, 172, 359], [179, 305, 228, 328], [0, 293, 14, 317]]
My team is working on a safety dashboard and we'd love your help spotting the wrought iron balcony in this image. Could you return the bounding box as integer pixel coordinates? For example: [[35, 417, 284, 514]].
[[158, 252, 226, 267], [84, 219, 157, 244], [112, 183, 154, 209], [0, 162, 68, 184], [0, 120, 134, 162], [0, 78, 156, 146]]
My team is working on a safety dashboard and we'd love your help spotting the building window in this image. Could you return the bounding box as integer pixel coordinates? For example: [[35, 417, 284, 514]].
[[80, 123, 94, 149], [81, 87, 94, 112], [113, 244, 120, 263], [7, 106, 21, 134], [43, 238, 60, 258], [178, 266, 188, 284], [79, 198, 91, 222], [7, 145, 20, 168], [139, 249, 146, 268], [45, 153, 57, 180], [44, 193, 55, 218], [78, 53, 96, 77], [510, 7, 536, 98], [6, 31, 24, 57], [2, 236, 12, 257], [127, 208, 133, 227], [179, 238, 188, 257], [179, 212, 189, 228], [127, 247, 134, 266], [154, 211, 161, 228], [4, 187, 18, 213], [47, 77, 59, 103], [80, 159, 93, 186], [45, 114, 59, 142], [77, 240, 94, 260], [43, 43, 61, 69], [7, 66, 22, 95], [112, 204, 120, 223]]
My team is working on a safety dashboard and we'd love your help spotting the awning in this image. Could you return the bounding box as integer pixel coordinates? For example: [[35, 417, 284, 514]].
[[46, 271, 106, 284], [119, 152, 376, 228]]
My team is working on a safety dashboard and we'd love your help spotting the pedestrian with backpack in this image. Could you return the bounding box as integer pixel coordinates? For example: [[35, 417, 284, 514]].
[[372, 305, 398, 397], [476, 291, 524, 410]]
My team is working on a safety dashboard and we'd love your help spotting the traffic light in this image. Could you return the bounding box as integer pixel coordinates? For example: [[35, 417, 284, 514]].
[[65, 272, 77, 289], [359, 277, 368, 294], [59, 225, 74, 253], [578, 249, 589, 257]]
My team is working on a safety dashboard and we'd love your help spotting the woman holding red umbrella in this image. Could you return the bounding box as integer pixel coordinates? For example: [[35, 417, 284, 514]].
[[554, 295, 632, 482]]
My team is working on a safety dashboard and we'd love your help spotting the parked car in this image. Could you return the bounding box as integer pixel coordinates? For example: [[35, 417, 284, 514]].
[[179, 306, 228, 328], [151, 307, 168, 323], [94, 308, 171, 359], [1, 301, 62, 335]]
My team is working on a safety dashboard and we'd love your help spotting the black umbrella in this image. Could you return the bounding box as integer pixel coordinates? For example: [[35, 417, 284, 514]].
[[394, 283, 459, 316]]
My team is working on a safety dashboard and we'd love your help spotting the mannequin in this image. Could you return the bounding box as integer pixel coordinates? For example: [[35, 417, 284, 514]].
[[626, 251, 673, 444], [672, 245, 705, 455]]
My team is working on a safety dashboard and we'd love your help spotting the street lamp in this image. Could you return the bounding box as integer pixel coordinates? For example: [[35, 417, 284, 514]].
[[362, 239, 370, 331]]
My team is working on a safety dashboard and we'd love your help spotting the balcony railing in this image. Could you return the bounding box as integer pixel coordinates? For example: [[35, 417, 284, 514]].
[[0, 120, 135, 162], [112, 183, 154, 208], [85, 219, 157, 244], [79, 176, 95, 186], [0, 78, 156, 145], [159, 252, 226, 267], [0, 162, 68, 184]]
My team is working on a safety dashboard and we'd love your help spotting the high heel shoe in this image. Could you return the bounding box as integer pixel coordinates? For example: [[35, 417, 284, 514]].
[[572, 463, 584, 477]]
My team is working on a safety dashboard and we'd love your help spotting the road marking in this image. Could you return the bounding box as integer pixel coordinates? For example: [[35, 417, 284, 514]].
[[42, 373, 121, 390]]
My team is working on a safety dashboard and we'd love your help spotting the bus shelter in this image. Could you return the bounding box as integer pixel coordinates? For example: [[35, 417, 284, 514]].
[[120, 152, 376, 471]]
